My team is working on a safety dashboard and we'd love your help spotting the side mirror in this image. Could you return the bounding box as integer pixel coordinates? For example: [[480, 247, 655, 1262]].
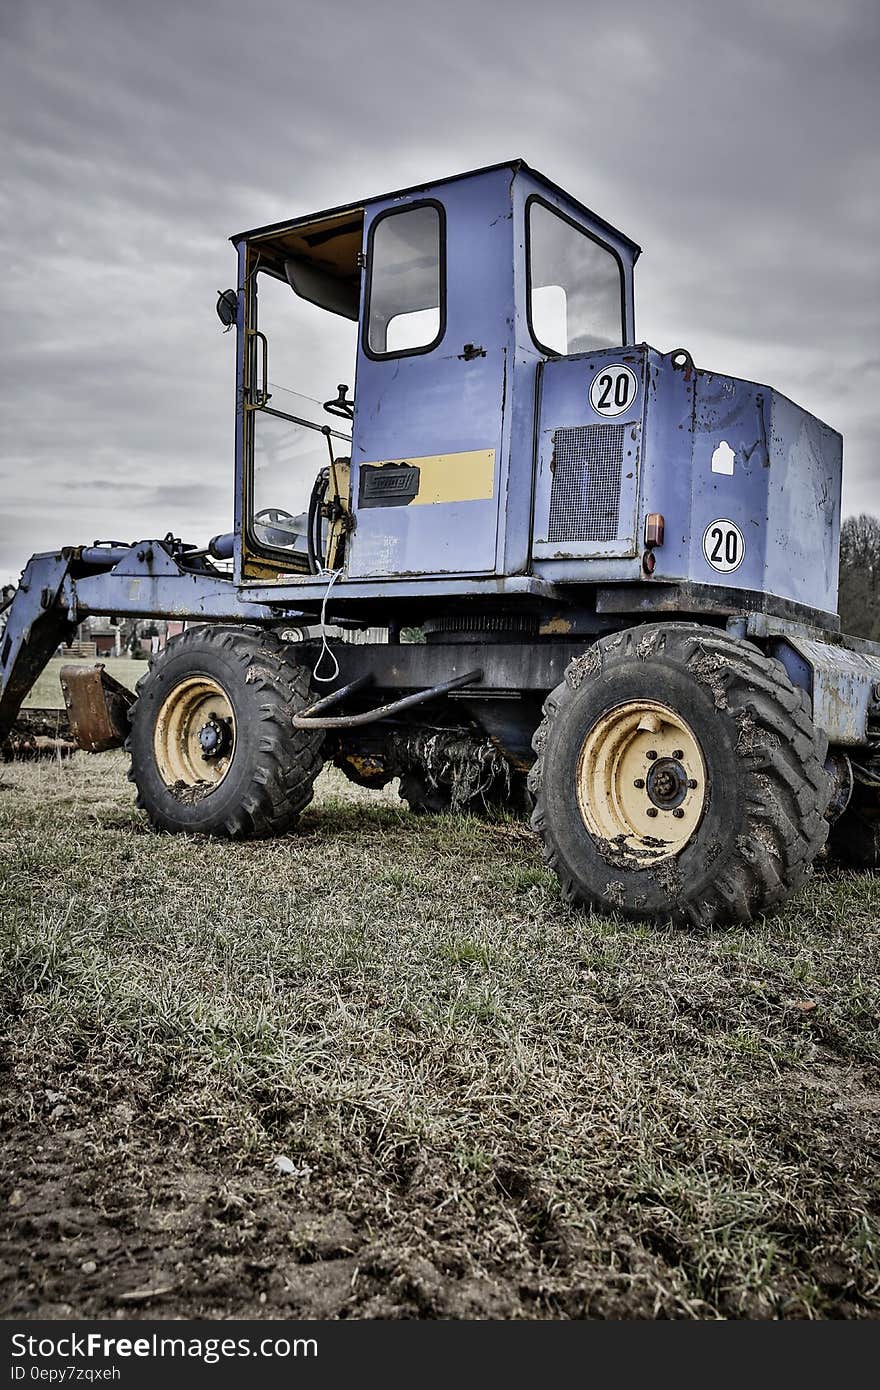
[[215, 288, 238, 329]]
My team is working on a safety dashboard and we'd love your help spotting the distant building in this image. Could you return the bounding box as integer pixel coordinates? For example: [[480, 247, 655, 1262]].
[[134, 619, 186, 656]]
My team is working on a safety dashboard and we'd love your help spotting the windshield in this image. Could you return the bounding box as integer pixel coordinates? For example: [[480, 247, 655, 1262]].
[[250, 386, 349, 558], [527, 199, 623, 356]]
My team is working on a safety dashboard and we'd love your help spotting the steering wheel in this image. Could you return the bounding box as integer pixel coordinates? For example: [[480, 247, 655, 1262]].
[[253, 507, 303, 549], [254, 508, 297, 526], [323, 384, 355, 420]]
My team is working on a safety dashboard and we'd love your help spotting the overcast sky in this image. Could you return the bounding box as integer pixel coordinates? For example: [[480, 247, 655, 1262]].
[[1, 0, 878, 585]]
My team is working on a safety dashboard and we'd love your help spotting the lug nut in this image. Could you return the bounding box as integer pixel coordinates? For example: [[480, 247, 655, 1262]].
[[687, 779, 698, 789], [673, 808, 685, 819], [646, 749, 658, 760], [633, 778, 645, 788], [646, 807, 659, 818], [672, 749, 684, 760]]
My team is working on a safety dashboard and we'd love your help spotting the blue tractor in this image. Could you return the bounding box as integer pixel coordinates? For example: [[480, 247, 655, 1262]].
[[2, 159, 878, 924]]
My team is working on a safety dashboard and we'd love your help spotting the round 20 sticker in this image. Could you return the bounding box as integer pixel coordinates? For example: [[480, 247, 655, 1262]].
[[589, 364, 638, 417], [703, 518, 745, 573]]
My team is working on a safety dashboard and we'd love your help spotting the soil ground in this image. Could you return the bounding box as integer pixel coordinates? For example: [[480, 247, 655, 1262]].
[[1, 754, 878, 1319]]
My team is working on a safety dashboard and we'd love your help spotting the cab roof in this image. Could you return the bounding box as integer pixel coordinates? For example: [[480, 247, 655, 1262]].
[[231, 158, 641, 260]]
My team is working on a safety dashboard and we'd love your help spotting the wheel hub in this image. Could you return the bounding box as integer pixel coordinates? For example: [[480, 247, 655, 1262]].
[[646, 756, 689, 810], [576, 700, 707, 863], [153, 675, 237, 793], [198, 715, 232, 760]]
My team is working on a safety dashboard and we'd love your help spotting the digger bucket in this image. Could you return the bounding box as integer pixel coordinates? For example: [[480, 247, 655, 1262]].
[[60, 664, 136, 752]]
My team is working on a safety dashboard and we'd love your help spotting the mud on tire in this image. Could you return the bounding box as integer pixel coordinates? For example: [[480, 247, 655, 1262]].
[[127, 624, 323, 837], [528, 623, 831, 927]]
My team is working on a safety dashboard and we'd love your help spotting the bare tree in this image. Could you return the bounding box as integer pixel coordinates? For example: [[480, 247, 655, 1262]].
[[838, 514, 880, 641]]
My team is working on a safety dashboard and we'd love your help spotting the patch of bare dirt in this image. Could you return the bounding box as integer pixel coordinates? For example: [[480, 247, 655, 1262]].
[[0, 1116, 522, 1320]]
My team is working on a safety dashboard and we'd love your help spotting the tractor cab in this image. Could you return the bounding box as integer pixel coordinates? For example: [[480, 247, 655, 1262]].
[[228, 159, 638, 585], [225, 158, 841, 620]]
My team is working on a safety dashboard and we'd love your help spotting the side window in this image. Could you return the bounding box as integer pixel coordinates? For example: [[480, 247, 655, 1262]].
[[367, 204, 443, 356], [527, 199, 623, 356]]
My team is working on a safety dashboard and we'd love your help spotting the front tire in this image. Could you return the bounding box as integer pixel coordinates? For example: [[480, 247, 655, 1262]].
[[127, 625, 323, 837], [529, 623, 831, 927]]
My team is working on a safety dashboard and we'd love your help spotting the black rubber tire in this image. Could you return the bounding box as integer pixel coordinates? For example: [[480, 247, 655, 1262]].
[[529, 623, 831, 927], [398, 769, 455, 815], [127, 624, 323, 837], [829, 786, 880, 870]]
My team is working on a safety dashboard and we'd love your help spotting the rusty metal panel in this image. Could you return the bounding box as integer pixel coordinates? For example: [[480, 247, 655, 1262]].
[[60, 664, 135, 753], [784, 638, 880, 746]]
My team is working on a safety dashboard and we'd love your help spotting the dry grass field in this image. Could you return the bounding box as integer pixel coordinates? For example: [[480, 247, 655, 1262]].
[[1, 751, 878, 1319]]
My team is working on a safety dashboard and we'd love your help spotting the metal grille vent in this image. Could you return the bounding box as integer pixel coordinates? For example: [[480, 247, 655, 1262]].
[[548, 425, 624, 544]]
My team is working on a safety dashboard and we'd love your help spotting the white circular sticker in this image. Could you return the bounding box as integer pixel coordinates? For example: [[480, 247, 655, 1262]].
[[702, 518, 745, 573], [589, 364, 638, 417]]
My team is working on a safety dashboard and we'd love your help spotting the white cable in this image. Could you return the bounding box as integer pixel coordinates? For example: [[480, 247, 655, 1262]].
[[312, 566, 343, 683]]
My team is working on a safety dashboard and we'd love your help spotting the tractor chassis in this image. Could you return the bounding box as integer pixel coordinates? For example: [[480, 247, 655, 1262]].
[[3, 539, 880, 763]]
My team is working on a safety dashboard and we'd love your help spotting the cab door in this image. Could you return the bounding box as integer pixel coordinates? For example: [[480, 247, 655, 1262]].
[[347, 172, 514, 580]]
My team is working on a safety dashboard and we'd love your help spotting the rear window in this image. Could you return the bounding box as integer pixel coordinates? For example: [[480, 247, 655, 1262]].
[[527, 199, 623, 356], [367, 203, 443, 356]]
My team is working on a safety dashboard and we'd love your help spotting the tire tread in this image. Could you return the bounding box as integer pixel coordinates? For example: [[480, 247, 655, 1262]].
[[126, 624, 323, 838], [529, 622, 831, 926]]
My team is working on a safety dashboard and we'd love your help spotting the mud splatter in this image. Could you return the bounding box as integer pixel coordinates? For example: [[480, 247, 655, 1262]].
[[651, 856, 684, 899], [244, 664, 275, 686], [593, 832, 670, 870], [566, 646, 602, 690], [170, 779, 216, 804], [636, 629, 663, 661], [689, 651, 730, 709]]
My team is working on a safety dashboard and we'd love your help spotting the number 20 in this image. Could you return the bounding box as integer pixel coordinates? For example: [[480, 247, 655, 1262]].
[[709, 527, 740, 566], [596, 372, 631, 411]]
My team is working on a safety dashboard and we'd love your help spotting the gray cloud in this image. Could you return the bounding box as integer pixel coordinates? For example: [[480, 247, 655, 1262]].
[[1, 0, 878, 584]]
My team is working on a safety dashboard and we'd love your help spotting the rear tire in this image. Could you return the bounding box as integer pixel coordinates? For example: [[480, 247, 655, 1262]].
[[127, 625, 323, 837], [398, 768, 454, 815], [529, 623, 831, 926], [829, 784, 880, 870]]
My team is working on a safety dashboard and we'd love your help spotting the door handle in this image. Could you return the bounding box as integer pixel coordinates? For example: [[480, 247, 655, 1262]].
[[244, 328, 270, 410]]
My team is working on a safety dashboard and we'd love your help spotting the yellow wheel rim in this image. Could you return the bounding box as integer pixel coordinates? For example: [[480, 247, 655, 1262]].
[[576, 700, 707, 864], [153, 675, 236, 793]]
